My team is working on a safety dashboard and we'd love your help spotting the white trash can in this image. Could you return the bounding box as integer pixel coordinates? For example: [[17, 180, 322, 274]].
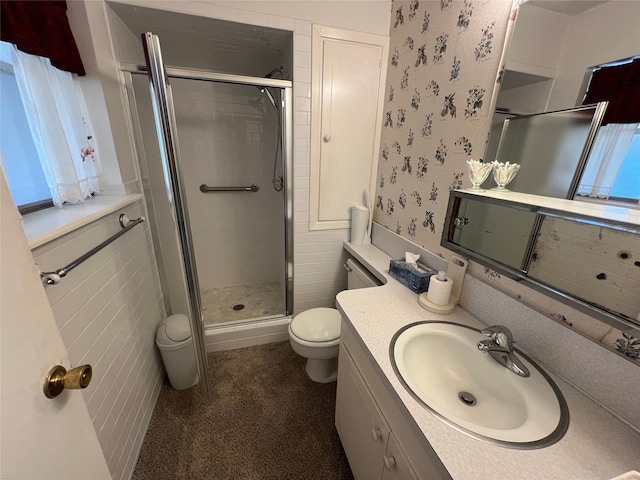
[[155, 314, 199, 390]]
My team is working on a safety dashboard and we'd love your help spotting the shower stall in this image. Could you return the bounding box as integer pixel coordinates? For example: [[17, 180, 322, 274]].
[[122, 30, 293, 393]]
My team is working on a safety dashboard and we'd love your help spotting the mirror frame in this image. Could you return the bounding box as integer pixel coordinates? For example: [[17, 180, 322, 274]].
[[442, 191, 640, 336]]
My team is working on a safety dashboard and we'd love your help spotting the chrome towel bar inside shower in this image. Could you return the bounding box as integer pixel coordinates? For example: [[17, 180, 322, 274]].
[[40, 214, 144, 286], [200, 183, 259, 193]]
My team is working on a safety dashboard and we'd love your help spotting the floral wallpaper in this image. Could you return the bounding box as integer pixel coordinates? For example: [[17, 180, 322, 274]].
[[374, 0, 640, 363], [375, 0, 513, 255]]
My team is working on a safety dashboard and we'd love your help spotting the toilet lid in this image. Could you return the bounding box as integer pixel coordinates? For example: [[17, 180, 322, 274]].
[[291, 308, 341, 342]]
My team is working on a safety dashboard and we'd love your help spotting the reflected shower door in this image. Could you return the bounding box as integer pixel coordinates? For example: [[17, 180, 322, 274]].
[[491, 103, 607, 198]]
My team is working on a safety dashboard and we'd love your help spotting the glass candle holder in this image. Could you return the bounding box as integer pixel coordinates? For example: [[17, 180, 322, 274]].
[[492, 162, 521, 191], [466, 160, 494, 190]]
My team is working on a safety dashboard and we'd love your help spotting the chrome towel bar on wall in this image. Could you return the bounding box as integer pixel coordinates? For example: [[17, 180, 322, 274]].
[[40, 214, 144, 285], [199, 183, 259, 193]]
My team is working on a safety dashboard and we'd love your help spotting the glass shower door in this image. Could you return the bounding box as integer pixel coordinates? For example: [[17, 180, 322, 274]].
[[137, 32, 291, 332], [169, 77, 288, 326]]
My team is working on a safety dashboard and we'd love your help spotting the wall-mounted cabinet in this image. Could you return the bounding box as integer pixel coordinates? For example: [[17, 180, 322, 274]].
[[309, 26, 388, 230]]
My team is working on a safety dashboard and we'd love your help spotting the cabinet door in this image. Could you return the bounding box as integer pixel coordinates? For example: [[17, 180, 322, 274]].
[[382, 433, 420, 480], [336, 344, 389, 480], [309, 25, 388, 230]]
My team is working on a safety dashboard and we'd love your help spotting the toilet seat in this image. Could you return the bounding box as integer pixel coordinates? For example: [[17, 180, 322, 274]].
[[290, 308, 341, 343]]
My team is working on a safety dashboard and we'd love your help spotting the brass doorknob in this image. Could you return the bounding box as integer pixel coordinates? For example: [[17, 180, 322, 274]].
[[44, 364, 92, 399]]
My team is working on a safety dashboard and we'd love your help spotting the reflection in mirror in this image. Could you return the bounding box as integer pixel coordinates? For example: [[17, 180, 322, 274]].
[[529, 215, 640, 322], [442, 191, 640, 334], [448, 196, 537, 271], [485, 1, 640, 201], [485, 103, 606, 198]]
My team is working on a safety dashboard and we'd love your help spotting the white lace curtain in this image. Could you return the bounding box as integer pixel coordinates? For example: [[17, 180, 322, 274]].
[[10, 45, 102, 207], [577, 122, 638, 199]]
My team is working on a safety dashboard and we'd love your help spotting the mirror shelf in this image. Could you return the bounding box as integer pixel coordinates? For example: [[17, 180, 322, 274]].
[[442, 190, 640, 336], [460, 189, 640, 228]]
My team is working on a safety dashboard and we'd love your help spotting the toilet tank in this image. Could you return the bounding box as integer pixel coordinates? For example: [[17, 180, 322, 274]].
[[346, 258, 382, 290]]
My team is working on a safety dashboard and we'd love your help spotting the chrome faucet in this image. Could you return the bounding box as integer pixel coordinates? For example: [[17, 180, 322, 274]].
[[477, 325, 530, 377]]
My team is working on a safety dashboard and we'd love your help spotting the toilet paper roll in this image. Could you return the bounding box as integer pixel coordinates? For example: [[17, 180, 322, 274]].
[[426, 271, 453, 306], [351, 205, 370, 245]]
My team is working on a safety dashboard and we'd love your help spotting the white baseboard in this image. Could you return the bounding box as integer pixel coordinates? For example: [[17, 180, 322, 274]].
[[205, 317, 291, 352]]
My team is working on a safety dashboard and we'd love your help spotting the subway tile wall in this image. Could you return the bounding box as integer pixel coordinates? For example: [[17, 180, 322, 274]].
[[32, 200, 165, 480], [172, 82, 286, 291], [290, 19, 351, 313]]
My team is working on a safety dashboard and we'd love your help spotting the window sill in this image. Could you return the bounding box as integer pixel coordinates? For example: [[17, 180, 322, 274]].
[[22, 194, 143, 250], [575, 196, 640, 210]]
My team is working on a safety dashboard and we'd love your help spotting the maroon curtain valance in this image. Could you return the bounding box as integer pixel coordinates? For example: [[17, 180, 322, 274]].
[[583, 58, 640, 126], [1, 0, 85, 76]]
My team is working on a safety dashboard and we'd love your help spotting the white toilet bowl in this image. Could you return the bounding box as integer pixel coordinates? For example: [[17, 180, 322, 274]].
[[288, 307, 342, 383], [289, 257, 382, 383]]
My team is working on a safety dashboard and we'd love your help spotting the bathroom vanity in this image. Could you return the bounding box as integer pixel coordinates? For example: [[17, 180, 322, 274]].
[[335, 241, 640, 480]]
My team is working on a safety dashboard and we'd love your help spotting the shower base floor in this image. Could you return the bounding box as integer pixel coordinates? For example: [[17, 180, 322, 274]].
[[202, 281, 285, 326]]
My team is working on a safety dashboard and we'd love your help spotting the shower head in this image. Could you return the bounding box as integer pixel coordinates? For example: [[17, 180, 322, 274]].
[[255, 66, 283, 110], [263, 66, 285, 79], [258, 86, 278, 109]]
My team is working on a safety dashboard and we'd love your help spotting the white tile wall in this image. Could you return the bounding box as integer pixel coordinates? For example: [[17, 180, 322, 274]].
[[33, 200, 166, 480], [105, 5, 145, 64], [169, 81, 286, 290], [290, 22, 349, 314]]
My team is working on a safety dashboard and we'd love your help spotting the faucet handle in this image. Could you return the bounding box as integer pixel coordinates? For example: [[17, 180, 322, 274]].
[[480, 325, 514, 352]]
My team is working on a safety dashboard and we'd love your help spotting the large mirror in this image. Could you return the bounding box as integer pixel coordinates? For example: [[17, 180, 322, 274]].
[[484, 0, 639, 200], [443, 191, 640, 334]]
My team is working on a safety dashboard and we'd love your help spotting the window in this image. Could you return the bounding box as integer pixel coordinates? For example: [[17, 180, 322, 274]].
[[0, 41, 102, 212], [577, 56, 640, 203], [0, 41, 53, 213], [609, 128, 640, 201], [578, 122, 640, 202]]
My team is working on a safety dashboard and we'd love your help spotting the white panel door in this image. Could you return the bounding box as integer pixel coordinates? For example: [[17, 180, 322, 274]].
[[319, 39, 381, 221], [0, 173, 110, 479], [310, 26, 388, 230]]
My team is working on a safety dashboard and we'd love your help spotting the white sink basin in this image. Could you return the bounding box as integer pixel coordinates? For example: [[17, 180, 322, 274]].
[[391, 321, 569, 448]]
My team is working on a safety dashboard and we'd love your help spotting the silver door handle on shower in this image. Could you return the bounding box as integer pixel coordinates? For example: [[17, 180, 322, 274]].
[[200, 184, 259, 193]]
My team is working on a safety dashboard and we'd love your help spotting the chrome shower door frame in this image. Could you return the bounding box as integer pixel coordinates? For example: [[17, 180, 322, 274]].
[[282, 87, 294, 317], [142, 32, 210, 394]]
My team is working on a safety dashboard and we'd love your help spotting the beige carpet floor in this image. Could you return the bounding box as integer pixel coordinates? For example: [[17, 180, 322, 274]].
[[132, 341, 353, 480]]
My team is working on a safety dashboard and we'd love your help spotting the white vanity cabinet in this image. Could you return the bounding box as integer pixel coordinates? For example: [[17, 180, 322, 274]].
[[336, 321, 449, 480], [335, 342, 392, 479], [382, 434, 419, 480]]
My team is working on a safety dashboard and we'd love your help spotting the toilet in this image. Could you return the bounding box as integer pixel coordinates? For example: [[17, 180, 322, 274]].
[[289, 257, 381, 383]]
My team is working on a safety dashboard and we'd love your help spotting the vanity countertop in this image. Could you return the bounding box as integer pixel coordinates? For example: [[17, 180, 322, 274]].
[[336, 241, 640, 480]]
